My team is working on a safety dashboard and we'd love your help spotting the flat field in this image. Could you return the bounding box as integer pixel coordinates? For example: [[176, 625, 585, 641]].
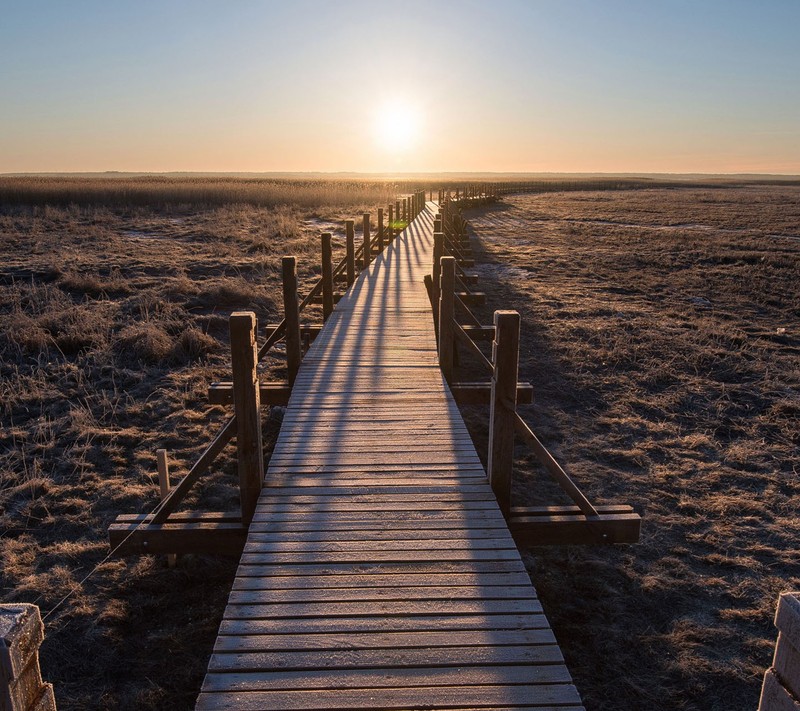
[[0, 193, 391, 709], [1, 181, 798, 710], [462, 186, 800, 710]]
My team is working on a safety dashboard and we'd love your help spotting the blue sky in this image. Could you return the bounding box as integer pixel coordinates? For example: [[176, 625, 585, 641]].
[[1, 0, 798, 173]]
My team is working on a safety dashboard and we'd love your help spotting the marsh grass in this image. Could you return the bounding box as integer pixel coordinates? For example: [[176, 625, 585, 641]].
[[462, 186, 800, 711], [0, 197, 387, 710]]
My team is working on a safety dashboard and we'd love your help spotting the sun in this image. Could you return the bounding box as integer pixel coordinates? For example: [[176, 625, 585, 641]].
[[372, 102, 421, 152]]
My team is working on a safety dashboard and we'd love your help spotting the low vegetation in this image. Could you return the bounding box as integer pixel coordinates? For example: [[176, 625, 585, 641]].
[[0, 197, 382, 709], [1, 179, 798, 709], [462, 186, 800, 710]]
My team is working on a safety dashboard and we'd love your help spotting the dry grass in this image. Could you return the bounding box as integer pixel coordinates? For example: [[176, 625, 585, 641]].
[[461, 186, 800, 711], [0, 176, 399, 209], [0, 197, 388, 709]]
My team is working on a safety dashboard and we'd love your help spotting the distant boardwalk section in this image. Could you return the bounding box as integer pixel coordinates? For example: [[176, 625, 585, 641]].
[[196, 202, 583, 710]]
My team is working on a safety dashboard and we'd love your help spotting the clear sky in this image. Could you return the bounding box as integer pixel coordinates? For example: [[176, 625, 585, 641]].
[[1, 0, 799, 174]]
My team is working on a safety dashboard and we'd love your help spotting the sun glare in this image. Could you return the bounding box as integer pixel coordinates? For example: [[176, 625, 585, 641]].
[[372, 103, 421, 152]]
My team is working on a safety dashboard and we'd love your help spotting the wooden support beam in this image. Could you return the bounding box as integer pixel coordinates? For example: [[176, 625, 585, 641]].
[[345, 220, 355, 286], [282, 256, 302, 386], [509, 507, 641, 546], [321, 233, 334, 320], [108, 519, 248, 556], [455, 291, 486, 307], [377, 207, 384, 252], [387, 205, 393, 242], [208, 381, 291, 406], [230, 312, 264, 526], [150, 418, 235, 524], [514, 412, 598, 517], [156, 449, 177, 567], [450, 381, 533, 406], [438, 256, 456, 383], [362, 213, 371, 268], [488, 310, 520, 516]]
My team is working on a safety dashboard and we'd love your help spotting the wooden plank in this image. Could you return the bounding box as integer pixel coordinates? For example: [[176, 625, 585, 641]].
[[196, 685, 581, 710], [510, 512, 642, 545], [223, 599, 544, 619], [208, 643, 562, 672], [217, 613, 549, 636], [227, 585, 538, 605], [201, 663, 573, 692]]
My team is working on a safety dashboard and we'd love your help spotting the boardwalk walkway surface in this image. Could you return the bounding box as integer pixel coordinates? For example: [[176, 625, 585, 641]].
[[196, 203, 583, 710]]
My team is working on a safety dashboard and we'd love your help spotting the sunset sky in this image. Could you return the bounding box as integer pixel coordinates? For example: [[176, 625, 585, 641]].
[[1, 0, 799, 174]]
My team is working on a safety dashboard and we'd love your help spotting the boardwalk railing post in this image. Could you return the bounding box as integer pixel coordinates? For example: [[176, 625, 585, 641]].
[[759, 592, 800, 711], [282, 256, 302, 385], [438, 256, 456, 382], [0, 604, 56, 711], [230, 311, 264, 526], [432, 231, 444, 316], [377, 207, 384, 252], [156, 449, 176, 567], [321, 233, 334, 320], [488, 310, 520, 516], [345, 220, 355, 286], [362, 213, 371, 268], [395, 199, 401, 228], [387, 205, 394, 243]]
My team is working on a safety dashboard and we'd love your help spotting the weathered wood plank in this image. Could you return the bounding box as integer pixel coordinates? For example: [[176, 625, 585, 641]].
[[201, 663, 573, 692]]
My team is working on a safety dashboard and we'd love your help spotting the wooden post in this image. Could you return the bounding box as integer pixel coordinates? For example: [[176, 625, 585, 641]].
[[377, 207, 384, 252], [345, 220, 355, 286], [387, 205, 394, 243], [229, 312, 264, 527], [488, 310, 520, 517], [759, 592, 800, 711], [156, 449, 176, 568], [434, 217, 442, 233], [438, 256, 456, 383], [403, 198, 408, 223], [282, 256, 302, 385], [321, 233, 334, 320], [0, 604, 56, 711], [432, 231, 444, 312], [362, 213, 371, 268]]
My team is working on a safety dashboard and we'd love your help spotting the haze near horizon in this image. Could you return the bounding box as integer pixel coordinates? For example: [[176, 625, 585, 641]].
[[1, 0, 799, 174]]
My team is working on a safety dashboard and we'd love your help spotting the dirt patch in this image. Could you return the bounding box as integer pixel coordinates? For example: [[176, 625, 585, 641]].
[[461, 186, 800, 710]]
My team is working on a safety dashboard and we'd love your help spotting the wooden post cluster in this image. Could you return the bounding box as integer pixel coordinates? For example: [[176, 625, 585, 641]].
[[488, 310, 521, 517], [1, 605, 57, 711], [759, 592, 800, 711], [229, 312, 264, 525]]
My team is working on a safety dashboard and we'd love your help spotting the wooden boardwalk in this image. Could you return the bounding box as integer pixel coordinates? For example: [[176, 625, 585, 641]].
[[196, 203, 583, 710]]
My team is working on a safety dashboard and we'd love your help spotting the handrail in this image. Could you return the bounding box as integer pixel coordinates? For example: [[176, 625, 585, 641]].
[[513, 413, 599, 518]]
